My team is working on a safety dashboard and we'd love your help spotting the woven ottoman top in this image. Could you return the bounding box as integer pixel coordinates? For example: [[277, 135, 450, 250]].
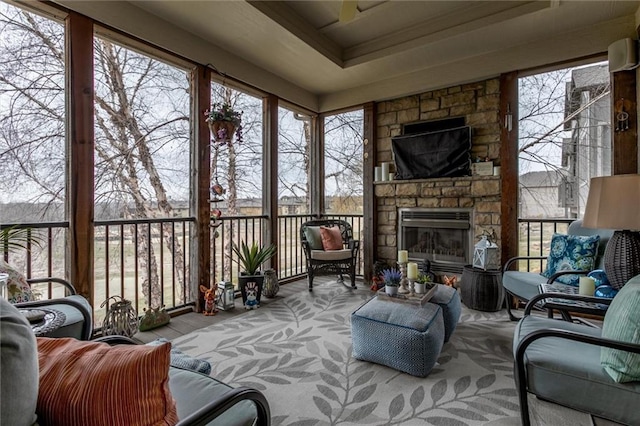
[[353, 297, 441, 332]]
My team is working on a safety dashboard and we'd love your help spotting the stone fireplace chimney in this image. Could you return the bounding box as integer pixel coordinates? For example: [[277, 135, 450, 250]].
[[374, 77, 502, 278]]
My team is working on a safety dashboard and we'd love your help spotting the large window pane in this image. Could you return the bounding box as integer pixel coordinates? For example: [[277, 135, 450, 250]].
[[93, 36, 191, 316], [209, 82, 264, 286], [324, 109, 364, 214], [278, 107, 310, 214], [0, 2, 67, 282]]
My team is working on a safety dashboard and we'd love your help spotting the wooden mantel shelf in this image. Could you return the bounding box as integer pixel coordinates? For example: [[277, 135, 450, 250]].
[[374, 175, 500, 185]]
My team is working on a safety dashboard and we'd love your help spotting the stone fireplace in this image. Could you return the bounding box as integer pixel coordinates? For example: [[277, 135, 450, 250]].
[[398, 208, 473, 275], [374, 77, 502, 278]]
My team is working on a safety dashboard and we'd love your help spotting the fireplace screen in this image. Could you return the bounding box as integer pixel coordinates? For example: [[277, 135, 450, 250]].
[[398, 208, 472, 274]]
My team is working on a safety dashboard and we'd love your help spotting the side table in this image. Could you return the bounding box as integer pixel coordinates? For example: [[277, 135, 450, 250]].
[[19, 308, 66, 337], [460, 265, 504, 312]]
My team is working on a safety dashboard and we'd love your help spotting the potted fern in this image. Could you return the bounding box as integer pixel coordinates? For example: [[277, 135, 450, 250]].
[[232, 241, 277, 309]]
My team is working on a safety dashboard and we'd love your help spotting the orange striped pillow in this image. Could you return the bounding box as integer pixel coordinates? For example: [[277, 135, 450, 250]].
[[37, 337, 178, 426]]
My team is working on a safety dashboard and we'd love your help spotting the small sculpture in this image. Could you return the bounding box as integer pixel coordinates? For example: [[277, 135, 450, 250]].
[[244, 281, 260, 310], [443, 275, 458, 288], [199, 284, 218, 316]]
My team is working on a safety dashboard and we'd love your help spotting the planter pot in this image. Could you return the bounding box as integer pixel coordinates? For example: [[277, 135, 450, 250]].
[[385, 285, 398, 296], [262, 269, 279, 298], [414, 283, 426, 294], [208, 120, 236, 144], [238, 273, 264, 310]]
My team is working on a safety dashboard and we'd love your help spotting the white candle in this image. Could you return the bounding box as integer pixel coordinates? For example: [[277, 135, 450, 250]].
[[407, 262, 418, 279], [381, 162, 390, 181], [578, 276, 596, 296], [398, 250, 408, 263], [374, 166, 382, 182]]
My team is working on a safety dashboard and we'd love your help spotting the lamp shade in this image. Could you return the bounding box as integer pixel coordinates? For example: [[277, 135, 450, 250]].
[[583, 174, 640, 290], [583, 174, 640, 231]]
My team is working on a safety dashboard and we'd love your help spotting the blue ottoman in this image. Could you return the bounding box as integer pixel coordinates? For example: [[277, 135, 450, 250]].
[[351, 297, 445, 377], [429, 285, 461, 342]]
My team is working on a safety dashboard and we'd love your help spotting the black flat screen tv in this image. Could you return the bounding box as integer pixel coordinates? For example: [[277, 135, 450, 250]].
[[392, 126, 471, 180]]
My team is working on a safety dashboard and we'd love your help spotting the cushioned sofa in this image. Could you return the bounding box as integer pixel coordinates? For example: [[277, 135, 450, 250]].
[[513, 274, 640, 426], [0, 299, 271, 426], [502, 219, 613, 320]]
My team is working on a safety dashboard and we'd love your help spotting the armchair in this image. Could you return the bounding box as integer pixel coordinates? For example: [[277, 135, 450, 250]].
[[502, 219, 613, 321], [513, 279, 640, 426], [300, 219, 359, 291]]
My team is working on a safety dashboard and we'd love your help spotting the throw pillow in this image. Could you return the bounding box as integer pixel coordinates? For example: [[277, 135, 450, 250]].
[[541, 233, 600, 285], [0, 299, 39, 426], [304, 226, 323, 250], [320, 226, 343, 251], [146, 338, 212, 375], [600, 274, 640, 383], [0, 259, 33, 303], [37, 337, 179, 426]]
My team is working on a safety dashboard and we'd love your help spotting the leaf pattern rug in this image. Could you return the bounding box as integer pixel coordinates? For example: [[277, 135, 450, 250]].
[[171, 280, 560, 425]]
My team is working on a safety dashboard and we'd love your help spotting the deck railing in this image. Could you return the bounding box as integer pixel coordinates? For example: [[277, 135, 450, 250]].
[[516, 218, 573, 273], [4, 216, 560, 321], [2, 213, 363, 322]]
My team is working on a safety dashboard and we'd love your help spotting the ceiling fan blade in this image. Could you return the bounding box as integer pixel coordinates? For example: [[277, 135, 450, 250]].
[[339, 0, 358, 23]]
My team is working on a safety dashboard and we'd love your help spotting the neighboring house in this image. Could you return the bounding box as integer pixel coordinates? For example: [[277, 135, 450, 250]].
[[519, 170, 570, 219], [561, 64, 612, 217]]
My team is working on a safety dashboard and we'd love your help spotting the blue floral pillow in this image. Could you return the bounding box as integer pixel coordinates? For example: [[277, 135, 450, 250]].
[[541, 233, 600, 286]]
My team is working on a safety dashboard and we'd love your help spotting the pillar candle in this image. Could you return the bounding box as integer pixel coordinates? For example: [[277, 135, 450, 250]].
[[381, 162, 390, 181], [398, 250, 408, 263], [578, 276, 596, 296], [374, 166, 382, 182], [407, 262, 418, 279]]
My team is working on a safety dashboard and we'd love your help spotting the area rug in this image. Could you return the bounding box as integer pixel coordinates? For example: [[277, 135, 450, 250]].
[[171, 280, 537, 425]]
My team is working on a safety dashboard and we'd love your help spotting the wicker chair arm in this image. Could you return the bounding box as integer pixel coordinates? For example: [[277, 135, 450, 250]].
[[524, 292, 613, 315]]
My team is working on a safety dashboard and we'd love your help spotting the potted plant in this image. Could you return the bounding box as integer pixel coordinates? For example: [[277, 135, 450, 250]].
[[382, 268, 401, 296], [415, 273, 434, 294], [232, 240, 277, 309], [204, 102, 243, 145]]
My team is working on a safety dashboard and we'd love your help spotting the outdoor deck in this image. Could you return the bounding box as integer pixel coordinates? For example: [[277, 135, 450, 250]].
[[133, 276, 353, 343]]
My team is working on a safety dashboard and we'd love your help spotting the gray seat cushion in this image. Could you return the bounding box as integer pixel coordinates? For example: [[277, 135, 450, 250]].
[[169, 367, 257, 426], [514, 315, 640, 424], [503, 270, 545, 302], [0, 299, 39, 426]]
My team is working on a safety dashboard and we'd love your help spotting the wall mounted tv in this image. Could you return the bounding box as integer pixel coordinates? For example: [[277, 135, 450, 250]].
[[391, 126, 471, 180]]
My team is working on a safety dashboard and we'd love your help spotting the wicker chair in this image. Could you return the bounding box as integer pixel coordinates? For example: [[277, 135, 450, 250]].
[[300, 219, 359, 291]]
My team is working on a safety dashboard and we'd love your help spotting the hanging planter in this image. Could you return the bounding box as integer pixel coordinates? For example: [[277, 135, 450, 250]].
[[204, 103, 243, 145]]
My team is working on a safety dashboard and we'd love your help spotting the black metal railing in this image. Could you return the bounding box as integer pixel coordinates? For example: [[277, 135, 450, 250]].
[[516, 218, 573, 272]]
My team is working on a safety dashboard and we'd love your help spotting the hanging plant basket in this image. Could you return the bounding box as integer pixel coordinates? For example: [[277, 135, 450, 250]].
[[208, 120, 237, 144]]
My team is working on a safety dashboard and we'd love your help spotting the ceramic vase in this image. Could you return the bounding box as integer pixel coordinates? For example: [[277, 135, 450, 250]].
[[262, 269, 279, 298], [385, 285, 398, 296]]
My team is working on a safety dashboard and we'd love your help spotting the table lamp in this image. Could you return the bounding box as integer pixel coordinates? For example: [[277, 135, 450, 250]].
[[582, 174, 640, 290]]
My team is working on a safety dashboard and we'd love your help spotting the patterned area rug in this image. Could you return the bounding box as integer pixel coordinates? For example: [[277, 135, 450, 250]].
[[172, 280, 530, 425]]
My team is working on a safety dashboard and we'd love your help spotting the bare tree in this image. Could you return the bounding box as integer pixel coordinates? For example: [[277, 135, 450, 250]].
[[1, 3, 191, 308]]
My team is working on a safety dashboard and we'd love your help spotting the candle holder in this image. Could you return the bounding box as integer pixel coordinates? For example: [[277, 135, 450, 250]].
[[397, 262, 410, 294]]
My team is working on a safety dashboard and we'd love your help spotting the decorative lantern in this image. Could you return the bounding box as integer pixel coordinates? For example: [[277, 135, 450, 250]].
[[100, 296, 138, 337], [216, 281, 235, 311], [472, 235, 499, 270]]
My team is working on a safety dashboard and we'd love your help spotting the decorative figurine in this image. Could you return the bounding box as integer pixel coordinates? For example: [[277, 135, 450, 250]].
[[199, 284, 218, 316]]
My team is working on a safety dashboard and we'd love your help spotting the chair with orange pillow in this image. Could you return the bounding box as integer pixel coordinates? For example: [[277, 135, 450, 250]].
[[300, 219, 360, 291]]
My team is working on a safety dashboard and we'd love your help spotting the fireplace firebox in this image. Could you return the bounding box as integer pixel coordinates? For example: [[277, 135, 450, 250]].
[[398, 208, 473, 275]]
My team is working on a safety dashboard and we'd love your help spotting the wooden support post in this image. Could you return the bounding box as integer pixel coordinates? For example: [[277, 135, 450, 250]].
[[362, 102, 376, 284], [193, 65, 211, 312], [499, 72, 519, 266], [66, 12, 94, 302], [265, 94, 279, 272], [612, 70, 638, 174]]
